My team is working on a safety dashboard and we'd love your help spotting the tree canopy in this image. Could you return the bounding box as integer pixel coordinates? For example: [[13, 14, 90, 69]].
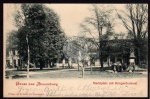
[[6, 30, 18, 57], [14, 4, 66, 69]]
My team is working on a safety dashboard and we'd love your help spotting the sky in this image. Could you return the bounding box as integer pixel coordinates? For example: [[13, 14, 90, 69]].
[[4, 4, 127, 37]]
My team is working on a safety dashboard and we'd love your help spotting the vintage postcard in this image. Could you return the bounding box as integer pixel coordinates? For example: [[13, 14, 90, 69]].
[[3, 4, 148, 97]]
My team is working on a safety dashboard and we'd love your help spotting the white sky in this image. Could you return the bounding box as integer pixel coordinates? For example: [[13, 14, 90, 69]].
[[4, 4, 127, 37]]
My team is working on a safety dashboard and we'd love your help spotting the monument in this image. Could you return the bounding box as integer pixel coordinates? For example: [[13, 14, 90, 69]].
[[128, 47, 135, 72]]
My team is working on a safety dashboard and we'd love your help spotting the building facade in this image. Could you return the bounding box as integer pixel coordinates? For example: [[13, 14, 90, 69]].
[[6, 49, 22, 68]]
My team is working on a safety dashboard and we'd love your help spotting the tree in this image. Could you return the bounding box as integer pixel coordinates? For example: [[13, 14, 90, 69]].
[[117, 4, 148, 65], [14, 4, 65, 71], [43, 6, 66, 67], [80, 4, 115, 68], [6, 30, 18, 52]]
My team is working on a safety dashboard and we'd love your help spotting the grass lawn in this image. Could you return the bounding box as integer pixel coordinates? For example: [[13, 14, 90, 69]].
[[6, 66, 147, 79]]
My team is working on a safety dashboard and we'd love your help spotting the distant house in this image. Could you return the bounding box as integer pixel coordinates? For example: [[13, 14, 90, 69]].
[[6, 48, 22, 68]]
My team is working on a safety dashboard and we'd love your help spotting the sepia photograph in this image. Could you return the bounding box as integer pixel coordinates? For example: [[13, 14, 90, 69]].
[[3, 3, 148, 97]]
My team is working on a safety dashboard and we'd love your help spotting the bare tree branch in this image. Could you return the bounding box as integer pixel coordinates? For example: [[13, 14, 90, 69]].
[[117, 4, 148, 39], [80, 24, 99, 49]]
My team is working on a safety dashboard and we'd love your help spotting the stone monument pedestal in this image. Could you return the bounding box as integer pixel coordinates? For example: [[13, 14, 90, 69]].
[[128, 48, 135, 72]]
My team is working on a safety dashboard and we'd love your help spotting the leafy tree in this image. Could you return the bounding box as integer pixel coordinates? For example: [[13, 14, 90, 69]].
[[6, 30, 18, 53], [43, 6, 66, 67], [14, 4, 65, 70]]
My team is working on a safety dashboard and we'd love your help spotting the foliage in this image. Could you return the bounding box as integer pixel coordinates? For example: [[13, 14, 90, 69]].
[[14, 4, 66, 69], [6, 30, 18, 56]]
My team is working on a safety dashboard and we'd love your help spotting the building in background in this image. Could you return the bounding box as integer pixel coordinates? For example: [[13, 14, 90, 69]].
[[6, 48, 22, 68]]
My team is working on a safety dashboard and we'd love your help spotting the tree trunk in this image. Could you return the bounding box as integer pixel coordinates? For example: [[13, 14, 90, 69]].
[[48, 60, 50, 68], [82, 67, 84, 78], [90, 64, 92, 74], [138, 49, 141, 66], [100, 58, 103, 68], [26, 35, 30, 78], [78, 60, 80, 71], [134, 37, 144, 66], [99, 50, 103, 68], [99, 41, 103, 68], [134, 40, 140, 65], [39, 59, 44, 70], [49, 60, 52, 68], [52, 61, 54, 67], [107, 56, 110, 67], [78, 64, 80, 71], [40, 63, 43, 70]]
